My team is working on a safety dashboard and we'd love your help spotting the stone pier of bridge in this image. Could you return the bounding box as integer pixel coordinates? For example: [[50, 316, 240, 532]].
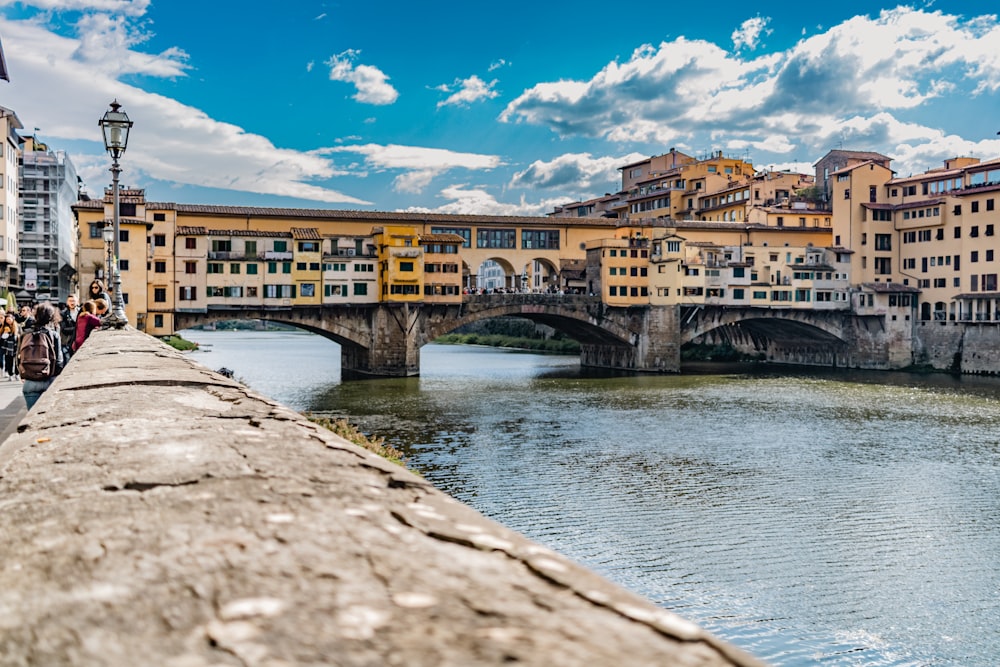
[[0, 329, 765, 666]]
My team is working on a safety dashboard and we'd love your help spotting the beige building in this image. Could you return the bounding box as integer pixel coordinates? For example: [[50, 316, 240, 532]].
[[0, 105, 21, 296], [831, 155, 1000, 322]]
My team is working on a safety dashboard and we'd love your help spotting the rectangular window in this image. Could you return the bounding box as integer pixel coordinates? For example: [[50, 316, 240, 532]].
[[300, 283, 316, 297], [119, 259, 129, 271], [972, 251, 980, 263], [971, 226, 979, 238], [230, 263, 240, 274], [267, 262, 277, 274], [972, 201, 980, 213], [207, 263, 224, 274], [296, 262, 307, 271], [154, 287, 166, 303], [399, 261, 414, 272], [185, 238, 197, 250], [875, 234, 892, 251], [282, 262, 292, 274], [89, 223, 103, 239], [521, 230, 560, 249], [154, 261, 166, 273], [179, 286, 197, 300], [211, 240, 232, 252], [153, 234, 166, 247], [185, 261, 197, 274], [988, 199, 996, 212], [874, 257, 892, 275], [154, 314, 164, 327], [274, 241, 287, 252], [298, 242, 319, 252], [354, 283, 368, 296], [247, 263, 258, 275], [476, 228, 516, 249], [153, 213, 166, 223], [245, 241, 257, 256]]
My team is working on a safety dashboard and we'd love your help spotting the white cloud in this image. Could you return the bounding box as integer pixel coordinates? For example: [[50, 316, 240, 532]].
[[488, 59, 507, 72], [404, 185, 571, 217], [325, 49, 398, 105], [732, 16, 771, 51], [317, 144, 502, 194], [510, 152, 646, 192], [436, 75, 499, 108], [501, 7, 1000, 166], [0, 0, 150, 15], [0, 14, 370, 205]]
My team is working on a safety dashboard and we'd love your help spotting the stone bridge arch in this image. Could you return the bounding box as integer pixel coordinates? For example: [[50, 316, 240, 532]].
[[174, 308, 377, 375], [680, 306, 852, 365], [421, 295, 636, 348]]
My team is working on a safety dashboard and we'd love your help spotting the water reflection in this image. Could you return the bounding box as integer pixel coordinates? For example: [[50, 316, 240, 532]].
[[181, 330, 1000, 666]]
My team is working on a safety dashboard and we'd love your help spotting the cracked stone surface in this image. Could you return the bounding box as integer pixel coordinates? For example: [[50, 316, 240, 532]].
[[0, 329, 767, 667]]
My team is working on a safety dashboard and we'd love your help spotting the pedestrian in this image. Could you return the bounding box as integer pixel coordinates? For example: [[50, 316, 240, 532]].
[[18, 302, 63, 409], [59, 294, 79, 360], [72, 300, 102, 353], [15, 304, 34, 329], [0, 312, 19, 380], [94, 297, 109, 320], [88, 279, 111, 306]]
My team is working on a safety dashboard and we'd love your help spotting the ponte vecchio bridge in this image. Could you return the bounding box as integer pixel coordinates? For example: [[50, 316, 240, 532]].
[[173, 294, 907, 377]]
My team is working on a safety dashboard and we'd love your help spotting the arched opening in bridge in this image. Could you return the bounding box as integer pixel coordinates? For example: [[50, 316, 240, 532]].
[[682, 314, 848, 367], [472, 257, 517, 292], [519, 258, 560, 293], [174, 318, 345, 398]]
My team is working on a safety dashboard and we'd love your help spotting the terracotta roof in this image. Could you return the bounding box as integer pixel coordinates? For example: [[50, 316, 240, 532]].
[[894, 198, 944, 210], [814, 150, 893, 166], [175, 227, 292, 238], [291, 227, 321, 240], [419, 233, 465, 244], [829, 160, 890, 176], [861, 282, 921, 293], [954, 291, 1000, 300], [73, 197, 623, 226]]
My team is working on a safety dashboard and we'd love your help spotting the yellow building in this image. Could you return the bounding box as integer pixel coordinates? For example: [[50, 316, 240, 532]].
[[291, 228, 323, 306], [585, 233, 651, 306], [374, 226, 424, 303]]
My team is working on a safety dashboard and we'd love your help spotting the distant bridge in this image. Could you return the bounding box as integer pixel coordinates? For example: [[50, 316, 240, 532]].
[[174, 297, 908, 377]]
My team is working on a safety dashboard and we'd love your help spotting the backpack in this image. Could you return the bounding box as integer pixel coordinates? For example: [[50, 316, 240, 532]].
[[18, 329, 58, 381]]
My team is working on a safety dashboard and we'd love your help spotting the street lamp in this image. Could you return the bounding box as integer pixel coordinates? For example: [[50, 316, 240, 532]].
[[99, 99, 132, 327]]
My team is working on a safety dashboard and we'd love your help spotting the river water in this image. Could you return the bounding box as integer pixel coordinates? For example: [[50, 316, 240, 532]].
[[181, 329, 1000, 666]]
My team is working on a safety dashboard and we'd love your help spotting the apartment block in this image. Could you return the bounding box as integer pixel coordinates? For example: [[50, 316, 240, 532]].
[[0, 105, 20, 296], [19, 136, 79, 302], [832, 155, 1000, 322]]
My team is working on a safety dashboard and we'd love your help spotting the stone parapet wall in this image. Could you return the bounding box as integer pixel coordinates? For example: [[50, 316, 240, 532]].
[[0, 329, 764, 666]]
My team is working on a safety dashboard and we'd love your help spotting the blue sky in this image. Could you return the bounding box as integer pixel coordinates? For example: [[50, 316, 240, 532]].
[[1, 0, 999, 215]]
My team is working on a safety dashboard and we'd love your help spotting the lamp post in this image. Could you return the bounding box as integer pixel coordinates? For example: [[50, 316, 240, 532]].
[[98, 99, 132, 328]]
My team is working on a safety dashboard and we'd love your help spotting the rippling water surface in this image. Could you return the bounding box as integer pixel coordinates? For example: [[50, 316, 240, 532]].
[[183, 329, 1000, 666]]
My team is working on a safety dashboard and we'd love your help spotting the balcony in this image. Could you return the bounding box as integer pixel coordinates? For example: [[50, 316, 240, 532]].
[[264, 251, 293, 260]]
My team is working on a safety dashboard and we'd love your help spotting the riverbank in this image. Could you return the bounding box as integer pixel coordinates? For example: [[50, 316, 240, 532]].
[[434, 332, 580, 354]]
